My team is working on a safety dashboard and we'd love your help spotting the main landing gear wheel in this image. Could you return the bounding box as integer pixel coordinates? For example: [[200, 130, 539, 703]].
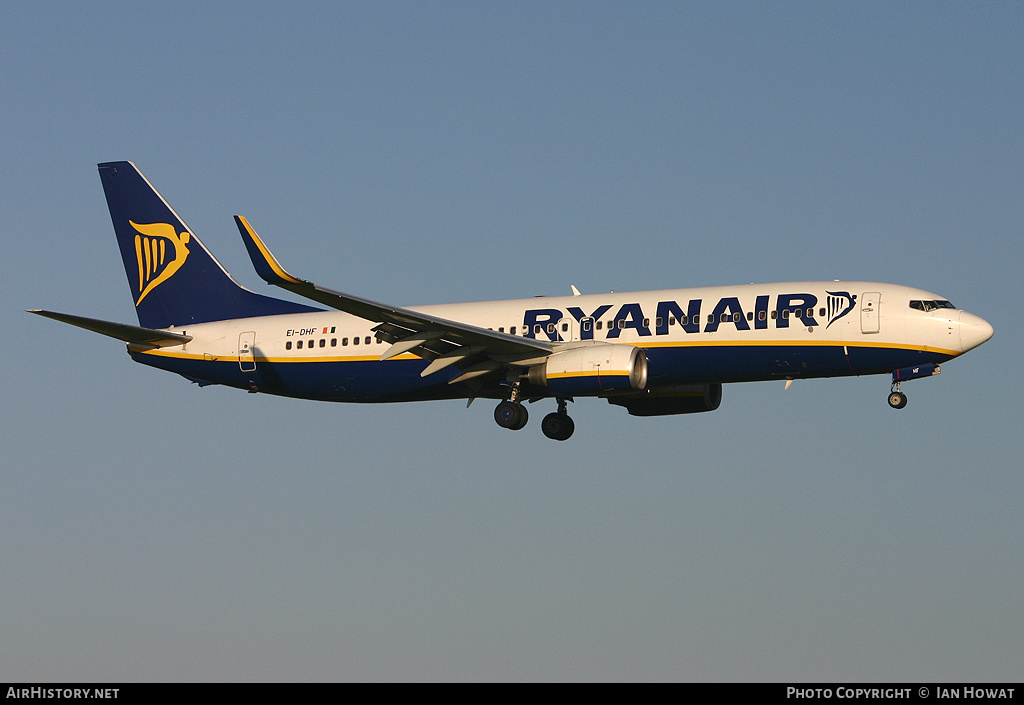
[[494, 400, 529, 430], [888, 391, 908, 409], [541, 398, 575, 441], [541, 412, 575, 441]]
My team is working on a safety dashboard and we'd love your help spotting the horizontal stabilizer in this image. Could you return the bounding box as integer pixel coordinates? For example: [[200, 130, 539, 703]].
[[28, 310, 192, 348]]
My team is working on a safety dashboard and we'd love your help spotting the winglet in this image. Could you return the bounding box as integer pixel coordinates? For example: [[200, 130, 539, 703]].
[[234, 215, 306, 286]]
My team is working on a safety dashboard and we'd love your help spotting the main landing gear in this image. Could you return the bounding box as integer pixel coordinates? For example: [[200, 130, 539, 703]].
[[540, 399, 575, 441], [494, 381, 529, 430], [494, 399, 529, 430], [493, 386, 574, 440]]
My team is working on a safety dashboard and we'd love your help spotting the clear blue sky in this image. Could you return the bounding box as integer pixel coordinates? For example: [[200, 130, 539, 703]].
[[2, 1, 1021, 681]]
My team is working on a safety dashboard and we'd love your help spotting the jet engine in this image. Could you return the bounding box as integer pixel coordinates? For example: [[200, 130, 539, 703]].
[[527, 344, 648, 396]]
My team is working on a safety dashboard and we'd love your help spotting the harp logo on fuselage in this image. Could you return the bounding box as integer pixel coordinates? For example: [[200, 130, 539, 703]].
[[130, 220, 191, 306], [824, 291, 857, 328]]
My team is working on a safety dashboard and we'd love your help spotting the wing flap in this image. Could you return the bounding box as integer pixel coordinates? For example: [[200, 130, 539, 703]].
[[380, 331, 448, 361], [421, 346, 487, 377], [448, 361, 504, 384]]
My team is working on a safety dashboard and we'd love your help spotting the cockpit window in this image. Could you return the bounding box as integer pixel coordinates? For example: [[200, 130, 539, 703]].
[[910, 299, 956, 311]]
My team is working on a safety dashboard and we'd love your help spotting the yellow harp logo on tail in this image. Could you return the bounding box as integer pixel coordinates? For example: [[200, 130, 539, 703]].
[[130, 221, 191, 306]]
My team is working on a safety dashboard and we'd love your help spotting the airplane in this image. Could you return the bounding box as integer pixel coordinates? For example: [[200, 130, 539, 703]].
[[30, 161, 994, 440]]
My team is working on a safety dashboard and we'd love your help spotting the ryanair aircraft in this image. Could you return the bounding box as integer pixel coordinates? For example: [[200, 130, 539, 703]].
[[31, 162, 994, 440]]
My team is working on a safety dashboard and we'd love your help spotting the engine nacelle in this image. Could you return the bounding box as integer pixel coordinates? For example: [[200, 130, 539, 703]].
[[527, 344, 648, 396], [607, 383, 723, 416]]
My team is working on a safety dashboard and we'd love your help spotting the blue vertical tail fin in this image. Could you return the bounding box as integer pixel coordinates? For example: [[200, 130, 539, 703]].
[[98, 161, 319, 329]]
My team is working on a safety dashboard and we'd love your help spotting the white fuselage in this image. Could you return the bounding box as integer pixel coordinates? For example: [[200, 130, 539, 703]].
[[129, 281, 991, 403]]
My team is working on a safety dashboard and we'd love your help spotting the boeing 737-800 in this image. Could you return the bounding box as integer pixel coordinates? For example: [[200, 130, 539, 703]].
[[30, 162, 994, 440]]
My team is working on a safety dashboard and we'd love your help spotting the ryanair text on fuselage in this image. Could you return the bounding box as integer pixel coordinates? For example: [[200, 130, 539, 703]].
[[522, 291, 857, 341]]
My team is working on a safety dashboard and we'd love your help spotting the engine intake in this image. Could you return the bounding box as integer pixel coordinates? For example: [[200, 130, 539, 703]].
[[527, 344, 648, 396]]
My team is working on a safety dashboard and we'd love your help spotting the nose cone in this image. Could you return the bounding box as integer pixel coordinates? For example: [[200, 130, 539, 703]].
[[959, 311, 994, 352]]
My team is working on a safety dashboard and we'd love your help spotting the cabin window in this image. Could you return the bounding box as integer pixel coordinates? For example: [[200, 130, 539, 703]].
[[618, 320, 626, 329], [747, 312, 753, 320], [656, 317, 663, 328], [547, 323, 555, 334], [561, 323, 568, 332], [308, 339, 314, 348], [365, 336, 371, 345], [819, 308, 826, 317], [680, 315, 688, 325], [707, 314, 714, 324], [759, 311, 766, 321], [297, 340, 303, 349], [498, 327, 504, 333], [354, 336, 360, 345], [331, 339, 337, 347], [596, 321, 602, 330], [668, 317, 675, 326], [733, 313, 741, 322], [535, 325, 542, 334], [771, 310, 778, 320], [510, 326, 516, 335], [582, 319, 592, 332], [782, 310, 790, 319], [320, 339, 326, 348], [286, 341, 292, 350], [643, 318, 650, 327], [806, 308, 813, 318], [342, 338, 348, 346], [720, 313, 729, 323]]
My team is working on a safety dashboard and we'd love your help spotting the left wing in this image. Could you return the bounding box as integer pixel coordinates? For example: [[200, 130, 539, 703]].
[[234, 216, 553, 383]]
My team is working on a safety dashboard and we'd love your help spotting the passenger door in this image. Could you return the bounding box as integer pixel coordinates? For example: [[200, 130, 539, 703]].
[[861, 292, 880, 334], [238, 331, 257, 371]]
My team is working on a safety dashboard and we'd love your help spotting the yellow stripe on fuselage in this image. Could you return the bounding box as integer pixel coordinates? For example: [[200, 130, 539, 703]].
[[131, 348, 420, 364], [132, 338, 961, 364], [637, 338, 961, 357]]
